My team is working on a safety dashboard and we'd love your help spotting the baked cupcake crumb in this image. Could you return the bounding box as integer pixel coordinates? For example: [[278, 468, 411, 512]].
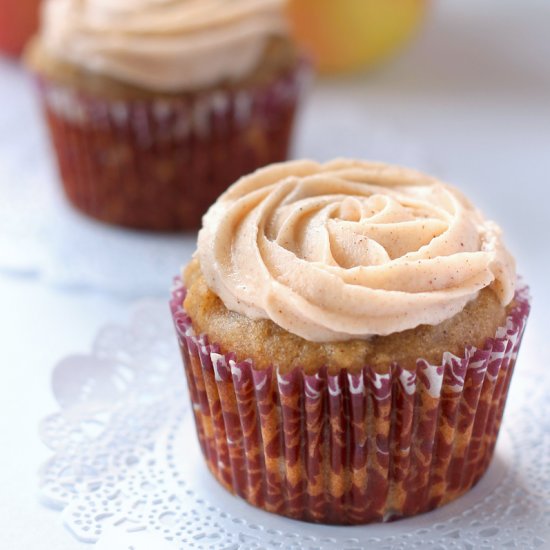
[[184, 258, 508, 373]]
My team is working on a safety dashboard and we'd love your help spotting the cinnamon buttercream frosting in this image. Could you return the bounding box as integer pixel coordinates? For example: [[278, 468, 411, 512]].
[[197, 159, 516, 342], [39, 0, 289, 91]]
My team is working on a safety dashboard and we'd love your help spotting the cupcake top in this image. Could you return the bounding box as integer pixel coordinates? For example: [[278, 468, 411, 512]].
[[197, 159, 516, 343], [39, 0, 289, 91]]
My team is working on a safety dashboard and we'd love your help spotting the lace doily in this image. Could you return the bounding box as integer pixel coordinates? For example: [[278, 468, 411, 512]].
[[39, 299, 550, 549], [0, 60, 433, 295]]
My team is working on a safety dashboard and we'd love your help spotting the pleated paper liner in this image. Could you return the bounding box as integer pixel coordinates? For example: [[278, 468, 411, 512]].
[[170, 279, 530, 525], [34, 60, 309, 231]]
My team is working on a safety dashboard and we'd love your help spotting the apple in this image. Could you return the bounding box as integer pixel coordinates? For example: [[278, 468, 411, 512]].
[[0, 0, 41, 57], [287, 0, 429, 74]]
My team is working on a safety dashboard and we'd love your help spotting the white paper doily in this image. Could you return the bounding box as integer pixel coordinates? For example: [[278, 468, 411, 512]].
[[0, 59, 435, 296], [39, 299, 550, 550]]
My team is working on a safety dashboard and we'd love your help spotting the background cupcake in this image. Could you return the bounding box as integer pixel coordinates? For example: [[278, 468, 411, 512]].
[[25, 0, 309, 231], [171, 159, 529, 525]]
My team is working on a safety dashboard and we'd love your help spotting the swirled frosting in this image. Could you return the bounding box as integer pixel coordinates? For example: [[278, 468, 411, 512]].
[[197, 160, 516, 342], [40, 0, 288, 91]]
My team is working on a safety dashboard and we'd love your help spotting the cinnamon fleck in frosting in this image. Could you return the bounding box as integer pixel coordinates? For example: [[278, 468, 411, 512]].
[[197, 159, 516, 342]]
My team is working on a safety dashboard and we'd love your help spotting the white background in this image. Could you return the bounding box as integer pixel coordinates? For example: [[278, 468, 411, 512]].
[[1, 0, 549, 548]]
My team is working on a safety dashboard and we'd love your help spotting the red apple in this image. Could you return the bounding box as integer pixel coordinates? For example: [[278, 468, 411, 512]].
[[0, 0, 41, 57]]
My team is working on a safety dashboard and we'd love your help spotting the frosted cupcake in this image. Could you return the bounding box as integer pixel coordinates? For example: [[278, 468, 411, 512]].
[[170, 159, 529, 524], [26, 0, 309, 231]]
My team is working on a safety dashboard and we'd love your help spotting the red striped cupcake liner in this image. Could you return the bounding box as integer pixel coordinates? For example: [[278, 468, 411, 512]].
[[35, 60, 310, 231], [170, 278, 530, 525]]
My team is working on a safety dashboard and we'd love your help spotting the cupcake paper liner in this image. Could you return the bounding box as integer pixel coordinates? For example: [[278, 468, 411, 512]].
[[35, 61, 309, 231], [170, 279, 530, 525]]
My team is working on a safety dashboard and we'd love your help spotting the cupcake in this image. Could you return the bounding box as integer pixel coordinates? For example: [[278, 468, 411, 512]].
[[170, 159, 529, 524], [25, 0, 309, 231]]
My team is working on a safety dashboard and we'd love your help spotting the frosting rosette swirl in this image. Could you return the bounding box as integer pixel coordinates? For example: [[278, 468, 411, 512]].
[[40, 0, 288, 91], [197, 160, 516, 342]]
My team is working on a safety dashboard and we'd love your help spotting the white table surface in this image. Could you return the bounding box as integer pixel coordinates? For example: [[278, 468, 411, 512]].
[[1, 1, 549, 548]]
